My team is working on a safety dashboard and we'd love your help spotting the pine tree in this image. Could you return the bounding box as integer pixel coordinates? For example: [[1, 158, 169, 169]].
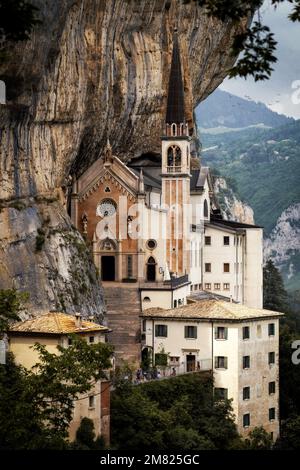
[[263, 259, 288, 312]]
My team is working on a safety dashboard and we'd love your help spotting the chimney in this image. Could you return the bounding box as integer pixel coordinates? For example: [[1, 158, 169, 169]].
[[75, 313, 82, 328]]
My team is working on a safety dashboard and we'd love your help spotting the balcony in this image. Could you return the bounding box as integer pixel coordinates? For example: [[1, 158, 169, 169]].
[[167, 166, 182, 174]]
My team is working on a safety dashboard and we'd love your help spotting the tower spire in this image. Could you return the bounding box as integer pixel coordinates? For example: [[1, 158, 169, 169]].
[[166, 29, 185, 125]]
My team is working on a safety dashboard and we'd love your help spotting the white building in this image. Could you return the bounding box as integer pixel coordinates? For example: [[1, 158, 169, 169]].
[[203, 219, 263, 307], [70, 32, 263, 362], [141, 298, 283, 439]]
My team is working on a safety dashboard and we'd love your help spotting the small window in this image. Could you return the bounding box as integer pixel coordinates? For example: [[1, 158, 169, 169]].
[[142, 319, 147, 332], [143, 296, 151, 303], [269, 408, 276, 421], [146, 239, 157, 250], [205, 236, 211, 246], [215, 326, 228, 340], [155, 353, 168, 367], [223, 263, 230, 273], [127, 255, 133, 278], [268, 323, 275, 336], [215, 356, 228, 369], [205, 263, 211, 273], [269, 381, 276, 395], [224, 236, 230, 246], [89, 395, 95, 409], [184, 325, 197, 339], [243, 355, 250, 369], [215, 388, 228, 400], [243, 326, 250, 340], [174, 299, 178, 308], [223, 283, 230, 290], [257, 324, 262, 338], [89, 336, 95, 343], [243, 386, 250, 400], [205, 283, 211, 290], [268, 352, 275, 365], [170, 356, 179, 363], [204, 199, 209, 218], [68, 338, 73, 346], [155, 324, 168, 337], [243, 413, 250, 427], [214, 283, 221, 290]]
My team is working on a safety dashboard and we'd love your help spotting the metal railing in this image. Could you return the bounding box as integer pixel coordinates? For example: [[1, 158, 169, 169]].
[[167, 166, 182, 173]]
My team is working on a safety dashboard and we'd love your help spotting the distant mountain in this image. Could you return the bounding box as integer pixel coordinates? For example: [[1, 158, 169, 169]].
[[199, 119, 300, 291], [196, 89, 294, 130]]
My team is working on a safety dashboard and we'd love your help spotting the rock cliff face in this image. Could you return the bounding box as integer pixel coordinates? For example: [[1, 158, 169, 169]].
[[214, 177, 255, 224], [264, 204, 300, 291], [0, 0, 246, 315]]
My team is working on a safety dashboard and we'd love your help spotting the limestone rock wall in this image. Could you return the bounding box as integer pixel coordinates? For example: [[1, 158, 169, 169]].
[[0, 0, 247, 315], [214, 176, 255, 225]]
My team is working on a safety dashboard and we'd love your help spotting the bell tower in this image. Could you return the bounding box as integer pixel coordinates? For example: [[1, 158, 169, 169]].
[[162, 30, 191, 276]]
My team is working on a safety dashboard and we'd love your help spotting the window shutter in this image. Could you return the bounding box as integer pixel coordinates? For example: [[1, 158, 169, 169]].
[[214, 357, 218, 368], [194, 327, 197, 339], [224, 357, 228, 369], [184, 326, 188, 338], [224, 328, 228, 340]]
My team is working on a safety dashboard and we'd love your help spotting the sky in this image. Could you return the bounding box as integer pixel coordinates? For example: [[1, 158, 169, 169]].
[[220, 1, 300, 119]]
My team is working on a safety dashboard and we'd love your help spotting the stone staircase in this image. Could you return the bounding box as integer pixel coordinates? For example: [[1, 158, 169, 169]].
[[103, 283, 141, 365]]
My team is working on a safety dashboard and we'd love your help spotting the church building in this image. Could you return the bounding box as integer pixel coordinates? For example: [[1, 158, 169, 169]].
[[70, 32, 263, 363]]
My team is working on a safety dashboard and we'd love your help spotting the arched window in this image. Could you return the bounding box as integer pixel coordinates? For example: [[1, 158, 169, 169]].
[[146, 256, 156, 282], [171, 123, 177, 136], [204, 199, 209, 218], [167, 145, 182, 169]]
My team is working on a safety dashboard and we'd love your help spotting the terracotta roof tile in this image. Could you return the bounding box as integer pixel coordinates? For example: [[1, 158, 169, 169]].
[[9, 312, 109, 335], [142, 299, 284, 322]]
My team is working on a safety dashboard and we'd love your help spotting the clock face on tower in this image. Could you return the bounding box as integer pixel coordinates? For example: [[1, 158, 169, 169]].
[[96, 199, 117, 217]]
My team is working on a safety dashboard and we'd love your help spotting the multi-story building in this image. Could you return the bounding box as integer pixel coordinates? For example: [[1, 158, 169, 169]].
[[70, 32, 263, 363], [141, 298, 283, 439], [203, 218, 263, 307], [8, 312, 111, 444]]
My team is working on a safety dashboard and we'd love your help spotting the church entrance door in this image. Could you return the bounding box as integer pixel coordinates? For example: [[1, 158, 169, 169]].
[[101, 256, 115, 281]]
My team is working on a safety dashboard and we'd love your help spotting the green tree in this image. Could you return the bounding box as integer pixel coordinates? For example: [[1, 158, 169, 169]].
[[0, 0, 40, 42], [71, 417, 106, 450], [0, 336, 113, 449], [111, 373, 242, 450], [277, 415, 300, 449], [195, 0, 300, 81], [0, 289, 28, 334], [244, 426, 273, 450], [263, 259, 289, 312]]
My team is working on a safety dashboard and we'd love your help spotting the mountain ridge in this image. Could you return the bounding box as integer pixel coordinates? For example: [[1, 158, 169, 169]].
[[196, 89, 294, 130]]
